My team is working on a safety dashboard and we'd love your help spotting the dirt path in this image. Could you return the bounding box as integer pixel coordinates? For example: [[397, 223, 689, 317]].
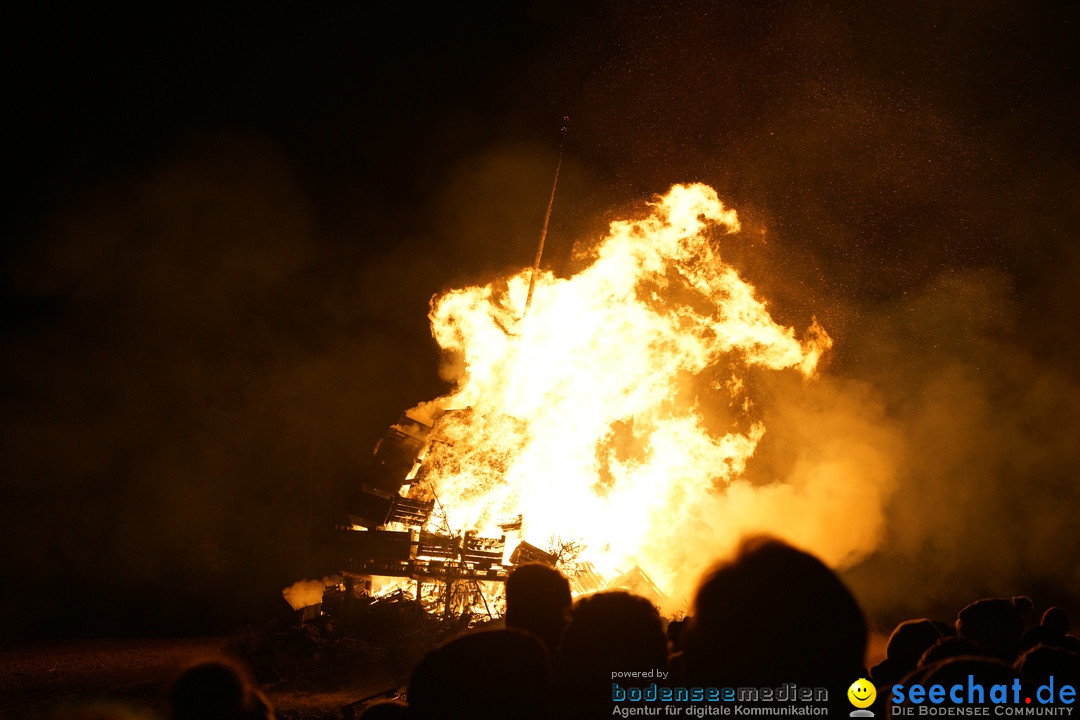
[[0, 638, 404, 719], [0, 637, 227, 717]]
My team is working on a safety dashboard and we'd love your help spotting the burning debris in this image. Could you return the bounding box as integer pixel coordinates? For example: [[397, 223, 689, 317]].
[[509, 541, 557, 567], [338, 408, 545, 619], [311, 183, 844, 621]]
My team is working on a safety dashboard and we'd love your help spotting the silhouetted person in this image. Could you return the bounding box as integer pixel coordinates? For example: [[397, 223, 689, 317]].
[[870, 618, 943, 687], [682, 536, 866, 699], [666, 616, 689, 683], [558, 590, 668, 720], [667, 617, 688, 654], [504, 562, 572, 657], [899, 656, 1028, 707], [408, 628, 552, 720], [1042, 607, 1071, 633], [1016, 644, 1080, 689], [167, 658, 274, 720], [1021, 607, 1077, 652], [956, 596, 1032, 662]]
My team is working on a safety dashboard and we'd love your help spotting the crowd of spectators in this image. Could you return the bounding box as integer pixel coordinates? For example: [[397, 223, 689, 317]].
[[34, 535, 1080, 719], [364, 534, 1080, 718]]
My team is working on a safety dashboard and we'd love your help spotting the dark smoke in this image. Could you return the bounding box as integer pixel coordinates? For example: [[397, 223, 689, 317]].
[[2, 2, 1077, 635], [1, 134, 446, 634]]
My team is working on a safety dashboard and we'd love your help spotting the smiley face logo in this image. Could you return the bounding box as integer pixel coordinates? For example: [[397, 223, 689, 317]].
[[848, 678, 876, 708]]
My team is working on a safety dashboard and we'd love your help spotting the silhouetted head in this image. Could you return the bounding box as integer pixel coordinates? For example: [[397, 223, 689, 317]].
[[871, 618, 944, 686], [1016, 644, 1080, 688], [899, 656, 1027, 707], [558, 591, 668, 720], [956, 596, 1032, 662], [408, 629, 552, 720], [505, 563, 572, 655], [683, 535, 867, 688], [167, 658, 271, 720], [667, 617, 688, 652], [1021, 607, 1073, 652], [559, 590, 668, 677], [1042, 607, 1071, 633]]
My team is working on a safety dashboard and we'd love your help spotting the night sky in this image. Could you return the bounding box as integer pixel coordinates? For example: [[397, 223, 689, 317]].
[[2, 2, 1078, 637]]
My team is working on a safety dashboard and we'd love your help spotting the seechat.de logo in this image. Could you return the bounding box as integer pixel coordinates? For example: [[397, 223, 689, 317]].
[[892, 675, 1076, 716]]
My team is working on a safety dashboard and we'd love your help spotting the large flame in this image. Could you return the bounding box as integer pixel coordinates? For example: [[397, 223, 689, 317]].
[[409, 183, 838, 604]]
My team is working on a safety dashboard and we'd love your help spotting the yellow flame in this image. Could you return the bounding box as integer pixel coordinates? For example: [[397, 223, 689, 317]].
[[282, 576, 342, 610], [411, 183, 835, 605]]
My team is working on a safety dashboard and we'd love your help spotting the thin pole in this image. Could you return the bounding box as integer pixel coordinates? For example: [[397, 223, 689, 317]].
[[524, 117, 569, 315]]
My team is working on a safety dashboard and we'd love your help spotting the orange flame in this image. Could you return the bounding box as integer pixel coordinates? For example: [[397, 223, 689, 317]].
[[408, 183, 838, 606]]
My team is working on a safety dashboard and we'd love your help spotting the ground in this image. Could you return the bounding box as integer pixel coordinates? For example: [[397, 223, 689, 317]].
[[0, 624, 888, 718], [0, 637, 398, 719]]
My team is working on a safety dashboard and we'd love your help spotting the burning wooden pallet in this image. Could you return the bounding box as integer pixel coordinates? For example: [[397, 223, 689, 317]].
[[340, 528, 511, 581]]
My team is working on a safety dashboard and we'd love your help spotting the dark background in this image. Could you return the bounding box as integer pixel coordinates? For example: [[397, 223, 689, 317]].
[[2, 1, 1077, 637]]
